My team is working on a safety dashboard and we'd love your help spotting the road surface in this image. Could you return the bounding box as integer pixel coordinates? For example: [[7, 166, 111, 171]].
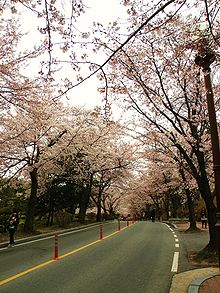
[[0, 221, 182, 293]]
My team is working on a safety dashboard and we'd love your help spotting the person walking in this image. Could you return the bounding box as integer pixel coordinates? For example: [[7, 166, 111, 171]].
[[200, 207, 207, 229], [151, 209, 156, 222], [7, 212, 19, 247]]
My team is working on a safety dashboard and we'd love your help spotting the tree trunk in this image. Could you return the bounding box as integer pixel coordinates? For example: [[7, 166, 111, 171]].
[[179, 145, 217, 251], [179, 167, 197, 229], [50, 208, 54, 226], [196, 152, 217, 250], [163, 195, 170, 220], [78, 191, 90, 223], [96, 183, 103, 222], [186, 190, 197, 230], [102, 201, 108, 216], [24, 168, 38, 233], [198, 176, 217, 251], [109, 205, 116, 219], [47, 193, 54, 226], [78, 174, 93, 223], [46, 211, 51, 227], [96, 197, 102, 222], [69, 202, 77, 215]]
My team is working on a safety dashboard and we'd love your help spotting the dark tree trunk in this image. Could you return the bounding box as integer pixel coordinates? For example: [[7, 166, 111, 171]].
[[78, 191, 90, 223], [178, 144, 217, 251], [96, 197, 102, 222], [50, 208, 54, 226], [109, 205, 115, 219], [24, 168, 38, 233], [102, 201, 108, 216], [162, 195, 170, 220], [96, 182, 103, 222], [198, 176, 217, 251], [196, 150, 217, 251], [69, 203, 77, 215], [78, 174, 93, 223], [47, 193, 54, 226], [179, 167, 197, 230], [47, 211, 51, 227]]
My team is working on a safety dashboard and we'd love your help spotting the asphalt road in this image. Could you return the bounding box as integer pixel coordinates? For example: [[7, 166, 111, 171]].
[[0, 221, 180, 293]]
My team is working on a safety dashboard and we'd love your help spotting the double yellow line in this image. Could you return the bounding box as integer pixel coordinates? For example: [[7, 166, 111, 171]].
[[0, 225, 130, 286]]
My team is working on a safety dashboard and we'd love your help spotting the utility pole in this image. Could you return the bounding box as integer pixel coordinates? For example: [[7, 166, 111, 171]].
[[195, 42, 220, 269]]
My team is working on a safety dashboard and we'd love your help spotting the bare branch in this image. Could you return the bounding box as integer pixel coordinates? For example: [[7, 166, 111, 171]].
[[55, 0, 178, 99]]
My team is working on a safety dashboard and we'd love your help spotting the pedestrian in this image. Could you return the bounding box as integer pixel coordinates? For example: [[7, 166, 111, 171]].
[[7, 212, 19, 247], [151, 209, 156, 222], [200, 207, 207, 229]]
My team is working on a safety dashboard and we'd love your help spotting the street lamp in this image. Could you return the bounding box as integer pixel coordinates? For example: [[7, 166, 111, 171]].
[[194, 30, 220, 268]]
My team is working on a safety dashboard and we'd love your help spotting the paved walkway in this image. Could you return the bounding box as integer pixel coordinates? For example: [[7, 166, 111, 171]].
[[199, 274, 220, 293], [170, 267, 219, 293], [169, 221, 220, 293]]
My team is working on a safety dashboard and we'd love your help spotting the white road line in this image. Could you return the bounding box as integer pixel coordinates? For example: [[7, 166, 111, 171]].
[[164, 223, 174, 233], [164, 223, 180, 272], [171, 251, 179, 272], [0, 224, 102, 251]]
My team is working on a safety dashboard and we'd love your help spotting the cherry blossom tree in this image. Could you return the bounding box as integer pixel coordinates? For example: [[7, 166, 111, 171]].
[[98, 4, 219, 250], [2, 0, 86, 75], [0, 17, 43, 114], [142, 133, 200, 228], [91, 142, 134, 222], [1, 0, 195, 101], [1, 0, 219, 247], [49, 108, 136, 223], [101, 187, 122, 219], [0, 87, 69, 232]]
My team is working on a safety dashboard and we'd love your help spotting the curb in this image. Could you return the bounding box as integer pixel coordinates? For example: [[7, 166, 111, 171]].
[[188, 272, 220, 293], [163, 221, 177, 229], [0, 222, 102, 249]]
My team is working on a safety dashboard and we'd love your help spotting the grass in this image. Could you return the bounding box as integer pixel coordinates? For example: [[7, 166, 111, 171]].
[[174, 222, 219, 267], [193, 247, 219, 265]]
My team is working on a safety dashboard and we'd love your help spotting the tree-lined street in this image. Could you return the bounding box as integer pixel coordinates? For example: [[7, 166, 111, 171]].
[[0, 1, 219, 291]]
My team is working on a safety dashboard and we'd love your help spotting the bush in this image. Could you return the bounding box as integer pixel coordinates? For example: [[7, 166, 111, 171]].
[[85, 212, 96, 221], [0, 224, 4, 233], [55, 210, 72, 227]]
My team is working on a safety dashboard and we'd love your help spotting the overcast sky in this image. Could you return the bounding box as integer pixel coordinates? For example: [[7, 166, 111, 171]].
[[69, 0, 128, 109], [17, 0, 128, 109]]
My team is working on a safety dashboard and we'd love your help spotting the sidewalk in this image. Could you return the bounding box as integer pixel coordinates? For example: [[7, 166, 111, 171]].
[[0, 222, 101, 249], [169, 222, 220, 293], [170, 267, 219, 293]]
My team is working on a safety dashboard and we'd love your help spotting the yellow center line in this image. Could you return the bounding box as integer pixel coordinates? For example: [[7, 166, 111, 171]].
[[0, 224, 134, 286], [0, 260, 54, 286], [59, 239, 101, 259]]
